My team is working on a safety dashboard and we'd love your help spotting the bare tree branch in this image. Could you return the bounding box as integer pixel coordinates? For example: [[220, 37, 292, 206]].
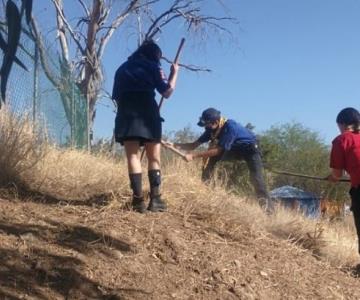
[[143, 0, 235, 41], [30, 18, 60, 90], [52, 0, 70, 63], [97, 0, 140, 59], [147, 13, 184, 40], [144, 0, 191, 40], [191, 15, 234, 35], [51, 0, 85, 55], [97, 0, 161, 58], [136, 9, 143, 45], [162, 56, 211, 72], [77, 0, 90, 18]]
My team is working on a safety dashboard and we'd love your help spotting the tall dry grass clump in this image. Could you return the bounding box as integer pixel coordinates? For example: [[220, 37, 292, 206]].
[[28, 148, 129, 201], [0, 108, 128, 201], [0, 107, 46, 189]]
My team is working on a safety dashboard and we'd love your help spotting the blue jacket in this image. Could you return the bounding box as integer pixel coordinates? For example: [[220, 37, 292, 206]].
[[197, 119, 257, 151]]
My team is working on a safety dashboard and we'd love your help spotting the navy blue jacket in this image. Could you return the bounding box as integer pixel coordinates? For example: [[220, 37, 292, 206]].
[[112, 56, 170, 100]]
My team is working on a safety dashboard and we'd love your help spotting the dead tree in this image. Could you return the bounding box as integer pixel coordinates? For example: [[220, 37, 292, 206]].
[[30, 0, 234, 148]]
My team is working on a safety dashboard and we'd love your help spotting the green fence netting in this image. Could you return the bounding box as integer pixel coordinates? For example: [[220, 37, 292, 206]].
[[0, 23, 88, 149]]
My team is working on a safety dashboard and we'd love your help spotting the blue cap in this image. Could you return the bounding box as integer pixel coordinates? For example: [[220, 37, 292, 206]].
[[197, 108, 221, 127]]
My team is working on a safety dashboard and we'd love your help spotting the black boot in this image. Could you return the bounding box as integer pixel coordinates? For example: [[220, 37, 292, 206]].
[[147, 170, 166, 212], [147, 194, 167, 212], [132, 195, 146, 213], [129, 173, 145, 213]]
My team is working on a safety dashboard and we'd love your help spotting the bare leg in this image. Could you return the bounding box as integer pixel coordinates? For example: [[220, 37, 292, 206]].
[[124, 141, 142, 174], [124, 141, 145, 212], [145, 142, 161, 171]]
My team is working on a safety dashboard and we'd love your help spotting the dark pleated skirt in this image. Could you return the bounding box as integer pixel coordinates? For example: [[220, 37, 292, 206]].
[[115, 91, 163, 145]]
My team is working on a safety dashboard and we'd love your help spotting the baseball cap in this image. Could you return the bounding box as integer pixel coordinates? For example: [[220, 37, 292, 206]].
[[197, 108, 221, 127]]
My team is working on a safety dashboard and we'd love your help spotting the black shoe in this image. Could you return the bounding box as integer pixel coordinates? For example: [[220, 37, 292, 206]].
[[147, 195, 167, 212], [132, 196, 146, 213]]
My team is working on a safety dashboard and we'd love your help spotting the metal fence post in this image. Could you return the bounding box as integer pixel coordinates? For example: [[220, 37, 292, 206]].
[[32, 41, 39, 125], [71, 82, 75, 148]]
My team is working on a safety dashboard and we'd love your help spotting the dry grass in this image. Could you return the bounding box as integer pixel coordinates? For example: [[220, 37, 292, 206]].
[[27, 148, 128, 201], [162, 159, 359, 268], [0, 108, 129, 201], [0, 108, 358, 271], [0, 107, 46, 188]]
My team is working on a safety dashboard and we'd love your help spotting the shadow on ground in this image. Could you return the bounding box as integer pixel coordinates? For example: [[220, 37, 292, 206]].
[[0, 217, 149, 299]]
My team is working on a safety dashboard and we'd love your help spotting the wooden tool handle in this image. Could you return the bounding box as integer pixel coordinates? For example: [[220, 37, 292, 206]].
[[271, 170, 350, 182], [158, 38, 185, 109], [173, 38, 186, 64], [161, 140, 187, 160]]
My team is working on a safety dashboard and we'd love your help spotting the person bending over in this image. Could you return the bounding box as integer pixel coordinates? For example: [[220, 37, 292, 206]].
[[174, 107, 272, 211]]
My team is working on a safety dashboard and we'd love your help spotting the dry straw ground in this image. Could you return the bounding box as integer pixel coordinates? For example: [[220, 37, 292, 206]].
[[0, 109, 360, 299]]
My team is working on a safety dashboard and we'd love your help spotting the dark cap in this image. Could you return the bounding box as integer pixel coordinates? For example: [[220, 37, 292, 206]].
[[197, 108, 221, 127]]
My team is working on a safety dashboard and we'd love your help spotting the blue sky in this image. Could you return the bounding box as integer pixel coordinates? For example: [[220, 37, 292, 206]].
[[37, 1, 360, 145]]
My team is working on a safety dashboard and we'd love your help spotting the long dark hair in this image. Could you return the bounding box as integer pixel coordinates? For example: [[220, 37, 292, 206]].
[[336, 107, 360, 133], [129, 40, 162, 63]]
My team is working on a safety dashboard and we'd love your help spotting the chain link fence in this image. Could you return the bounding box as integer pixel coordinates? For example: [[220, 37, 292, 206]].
[[0, 23, 88, 149]]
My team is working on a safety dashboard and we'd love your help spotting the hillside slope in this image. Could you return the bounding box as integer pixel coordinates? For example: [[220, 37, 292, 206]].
[[1, 185, 360, 300], [0, 108, 358, 299]]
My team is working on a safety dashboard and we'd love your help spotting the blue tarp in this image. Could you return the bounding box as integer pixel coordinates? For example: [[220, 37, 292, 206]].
[[270, 185, 320, 218]]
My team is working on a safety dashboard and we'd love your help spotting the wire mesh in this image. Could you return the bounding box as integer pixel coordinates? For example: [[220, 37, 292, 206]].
[[0, 23, 88, 149]]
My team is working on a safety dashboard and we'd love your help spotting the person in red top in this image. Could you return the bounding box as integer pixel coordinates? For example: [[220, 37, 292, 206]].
[[328, 107, 360, 253]]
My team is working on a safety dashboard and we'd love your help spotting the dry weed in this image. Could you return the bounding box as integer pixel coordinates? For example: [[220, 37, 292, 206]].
[[162, 157, 359, 267], [27, 148, 128, 201], [0, 108, 128, 201], [0, 107, 46, 188]]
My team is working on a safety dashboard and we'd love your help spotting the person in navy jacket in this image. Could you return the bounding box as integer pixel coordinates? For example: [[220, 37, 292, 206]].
[[112, 40, 179, 213], [174, 108, 272, 210]]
